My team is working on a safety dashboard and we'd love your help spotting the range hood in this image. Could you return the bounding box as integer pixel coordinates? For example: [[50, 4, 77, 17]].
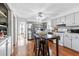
[[57, 24, 66, 27]]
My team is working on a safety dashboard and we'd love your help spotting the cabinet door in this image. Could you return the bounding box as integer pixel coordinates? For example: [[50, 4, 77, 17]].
[[72, 35, 79, 52], [56, 18, 61, 24], [59, 33, 64, 46], [64, 35, 72, 48], [66, 14, 74, 26], [74, 12, 79, 25], [52, 19, 57, 27], [61, 16, 66, 24], [7, 38, 11, 56], [0, 42, 6, 56]]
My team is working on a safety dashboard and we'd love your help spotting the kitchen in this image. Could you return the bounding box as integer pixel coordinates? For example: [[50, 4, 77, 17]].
[[52, 11, 79, 52], [1, 3, 79, 56]]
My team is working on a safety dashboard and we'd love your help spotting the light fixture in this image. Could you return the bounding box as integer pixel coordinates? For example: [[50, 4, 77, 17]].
[[36, 12, 48, 23], [38, 12, 43, 17], [37, 12, 45, 20]]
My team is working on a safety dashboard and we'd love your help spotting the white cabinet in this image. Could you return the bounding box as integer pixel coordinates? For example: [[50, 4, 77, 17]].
[[72, 34, 79, 52], [53, 33, 64, 46], [64, 33, 79, 52], [52, 16, 65, 26], [66, 14, 74, 26], [61, 16, 66, 24], [74, 12, 79, 25], [58, 33, 64, 46], [64, 34, 72, 48], [56, 18, 61, 25], [7, 37, 11, 56], [72, 38, 79, 52], [0, 42, 6, 56], [51, 19, 57, 27], [0, 37, 12, 56]]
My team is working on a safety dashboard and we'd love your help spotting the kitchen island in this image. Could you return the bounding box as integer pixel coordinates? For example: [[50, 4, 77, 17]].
[[34, 33, 60, 56]]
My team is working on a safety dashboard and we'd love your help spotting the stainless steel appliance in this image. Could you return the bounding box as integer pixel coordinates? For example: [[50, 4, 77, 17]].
[[67, 29, 79, 33]]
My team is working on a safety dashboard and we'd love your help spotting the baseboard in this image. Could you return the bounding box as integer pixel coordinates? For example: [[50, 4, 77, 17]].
[[63, 46, 79, 53]]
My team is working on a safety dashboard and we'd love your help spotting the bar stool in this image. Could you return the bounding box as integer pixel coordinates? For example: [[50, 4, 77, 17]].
[[38, 39, 50, 56], [33, 34, 40, 56]]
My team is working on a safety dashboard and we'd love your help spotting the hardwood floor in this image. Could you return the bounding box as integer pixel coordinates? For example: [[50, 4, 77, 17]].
[[49, 41, 79, 56], [11, 39, 79, 56]]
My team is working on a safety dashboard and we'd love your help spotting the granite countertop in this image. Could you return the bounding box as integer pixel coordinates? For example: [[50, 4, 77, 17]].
[[34, 33, 60, 40]]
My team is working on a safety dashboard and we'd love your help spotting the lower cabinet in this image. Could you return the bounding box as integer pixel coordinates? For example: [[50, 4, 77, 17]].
[[64, 37, 72, 48], [0, 37, 12, 56], [7, 37, 11, 56], [64, 34, 72, 48], [64, 33, 79, 52], [58, 33, 64, 46], [0, 42, 6, 56], [72, 35, 79, 52], [53, 33, 64, 46]]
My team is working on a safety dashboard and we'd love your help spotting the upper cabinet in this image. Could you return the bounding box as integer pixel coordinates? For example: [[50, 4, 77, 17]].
[[51, 17, 66, 27], [64, 12, 79, 26], [65, 12, 79, 26], [0, 4, 8, 18], [0, 3, 8, 36], [65, 14, 74, 26], [52, 11, 79, 27], [74, 12, 79, 26], [61, 16, 66, 24], [51, 19, 57, 27], [56, 17, 61, 25]]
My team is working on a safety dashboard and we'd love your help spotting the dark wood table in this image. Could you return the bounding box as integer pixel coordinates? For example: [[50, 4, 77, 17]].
[[47, 36, 60, 56], [34, 34, 60, 56]]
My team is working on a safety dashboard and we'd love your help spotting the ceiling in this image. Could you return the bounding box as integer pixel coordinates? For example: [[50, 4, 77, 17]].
[[8, 3, 79, 21]]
